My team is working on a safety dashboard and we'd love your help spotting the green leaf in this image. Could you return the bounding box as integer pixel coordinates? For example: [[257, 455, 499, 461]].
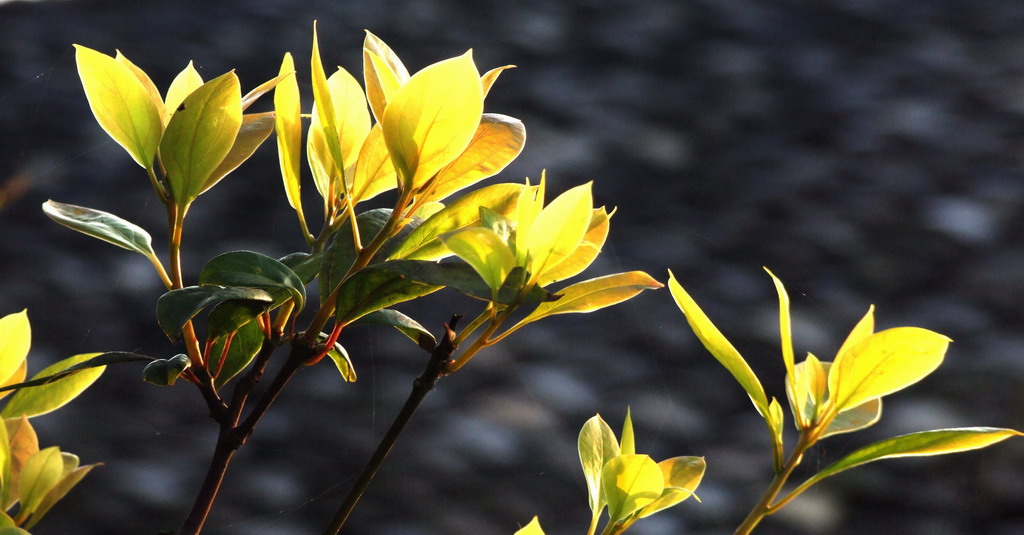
[[320, 338, 357, 383], [141, 354, 191, 386], [160, 71, 242, 205], [381, 260, 551, 305], [17, 447, 63, 520], [74, 45, 163, 168], [280, 252, 323, 284], [42, 200, 156, 259], [635, 456, 706, 518], [199, 250, 306, 309], [440, 227, 516, 296], [0, 528, 29, 535], [601, 454, 664, 525], [2, 354, 106, 418], [512, 516, 545, 535], [389, 183, 525, 261], [212, 321, 264, 388], [199, 112, 276, 195], [667, 271, 770, 416], [320, 209, 393, 305], [205, 300, 266, 342], [428, 113, 526, 202], [350, 309, 435, 351], [333, 264, 442, 326], [0, 310, 30, 387], [828, 327, 951, 412], [510, 271, 662, 332], [578, 414, 620, 514], [381, 51, 483, 191], [156, 285, 274, 341], [801, 427, 1023, 489]]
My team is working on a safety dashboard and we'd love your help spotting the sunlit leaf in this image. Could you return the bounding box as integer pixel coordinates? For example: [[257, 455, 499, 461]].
[[481, 65, 514, 97], [156, 285, 273, 341], [200, 112, 276, 195], [5, 416, 39, 484], [822, 397, 882, 439], [43, 200, 156, 261], [801, 427, 1023, 489], [601, 454, 664, 525], [160, 71, 242, 205], [527, 182, 593, 284], [578, 414, 620, 514], [363, 31, 409, 123], [115, 51, 164, 120], [620, 408, 636, 456], [515, 177, 545, 267], [351, 124, 398, 204], [199, 250, 306, 309], [381, 260, 550, 305], [667, 271, 770, 415], [2, 354, 105, 419], [310, 23, 346, 196], [0, 352, 152, 395], [766, 269, 797, 409], [510, 272, 662, 331], [787, 354, 829, 428], [212, 321, 264, 388], [428, 114, 526, 202], [74, 45, 163, 168], [333, 264, 441, 326], [25, 461, 98, 529], [636, 456, 706, 518], [0, 310, 30, 387], [17, 447, 63, 519], [164, 60, 203, 124], [536, 207, 610, 286], [389, 183, 525, 261], [350, 309, 436, 351], [441, 227, 516, 295], [275, 53, 305, 216], [512, 516, 545, 535], [0, 361, 26, 402], [280, 252, 323, 285], [381, 51, 483, 191], [240, 71, 291, 111], [828, 327, 951, 412], [319, 338, 357, 383], [836, 305, 875, 361], [141, 354, 191, 387], [323, 67, 371, 176]]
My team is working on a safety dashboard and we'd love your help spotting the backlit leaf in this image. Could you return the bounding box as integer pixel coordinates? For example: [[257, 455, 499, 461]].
[[0, 353, 153, 395], [322, 339, 357, 383], [381, 51, 483, 191], [0, 361, 26, 402], [428, 114, 526, 202], [0, 310, 30, 387], [323, 67, 371, 176], [2, 354, 105, 419], [668, 271, 770, 415], [441, 227, 516, 295], [821, 397, 882, 439], [389, 183, 525, 261], [786, 355, 830, 428], [164, 61, 203, 124], [160, 71, 242, 205], [43, 201, 156, 260], [381, 260, 550, 305], [836, 306, 875, 361], [828, 327, 950, 412], [333, 264, 441, 326], [350, 309, 436, 351], [536, 207, 610, 286], [275, 53, 304, 214], [17, 447, 63, 518], [199, 250, 306, 310], [240, 71, 291, 111], [527, 182, 593, 284], [636, 456, 706, 518], [200, 112, 276, 195], [512, 516, 545, 535], [5, 416, 39, 485], [766, 269, 797, 406], [481, 65, 514, 97], [310, 23, 346, 194], [620, 408, 636, 456], [74, 45, 162, 168], [351, 124, 398, 204], [601, 454, 664, 525], [156, 285, 274, 341], [115, 51, 164, 120], [802, 427, 1023, 489], [25, 461, 98, 529], [515, 177, 545, 267], [212, 321, 264, 388], [578, 414, 620, 513], [363, 31, 409, 123], [510, 271, 662, 331]]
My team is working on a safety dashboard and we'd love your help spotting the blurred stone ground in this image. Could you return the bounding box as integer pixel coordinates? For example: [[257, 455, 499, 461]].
[[1, 0, 1024, 533]]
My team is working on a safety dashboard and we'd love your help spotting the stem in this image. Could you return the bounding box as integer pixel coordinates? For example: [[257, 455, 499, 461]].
[[733, 432, 814, 535], [586, 514, 601, 535], [179, 428, 239, 535], [322, 317, 460, 535]]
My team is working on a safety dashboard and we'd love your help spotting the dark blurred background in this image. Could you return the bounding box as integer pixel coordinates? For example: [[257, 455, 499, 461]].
[[2, 0, 1024, 534]]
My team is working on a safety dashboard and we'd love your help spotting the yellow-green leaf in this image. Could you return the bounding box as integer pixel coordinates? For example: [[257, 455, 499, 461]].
[[481, 65, 514, 98], [766, 269, 797, 414], [578, 414, 620, 514], [822, 397, 882, 439], [0, 311, 30, 386], [526, 182, 593, 284], [786, 354, 829, 428], [381, 51, 483, 191], [74, 45, 163, 168], [115, 51, 164, 121], [601, 454, 664, 525], [636, 456, 705, 518], [510, 272, 662, 332], [17, 446, 63, 518], [25, 462, 98, 529], [513, 516, 545, 535], [0, 361, 26, 403], [828, 327, 951, 412], [160, 71, 242, 205], [667, 271, 770, 415], [536, 207, 610, 286], [275, 53, 304, 213], [324, 341, 357, 383], [428, 114, 526, 203], [164, 60, 203, 124], [323, 66, 372, 179], [240, 71, 292, 111], [351, 124, 398, 204], [620, 408, 636, 456], [441, 227, 515, 295], [363, 31, 409, 123], [802, 427, 1023, 489], [310, 23, 346, 198], [389, 183, 525, 261], [200, 112, 275, 195], [2, 353, 105, 419]]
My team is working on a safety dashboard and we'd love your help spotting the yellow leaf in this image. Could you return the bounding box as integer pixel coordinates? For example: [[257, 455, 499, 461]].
[[822, 397, 882, 438], [164, 60, 203, 124], [620, 408, 636, 456], [159, 71, 242, 205], [381, 51, 483, 191], [0, 360, 26, 402], [515, 177, 545, 266], [200, 112, 275, 195], [115, 51, 164, 121], [836, 305, 875, 361], [765, 269, 797, 413], [2, 353, 106, 419], [323, 67, 372, 178], [601, 454, 665, 525], [310, 22, 346, 204], [786, 354, 829, 428], [363, 31, 410, 122], [578, 414, 620, 513], [828, 327, 951, 411], [0, 310, 30, 386], [509, 272, 662, 332], [274, 53, 304, 213], [536, 207, 610, 286], [513, 516, 545, 535], [427, 113, 526, 204], [481, 65, 515, 98], [307, 111, 337, 207], [17, 447, 63, 519], [667, 272, 771, 416], [441, 227, 516, 295], [526, 182, 593, 284], [4, 416, 39, 483], [239, 71, 292, 111], [636, 456, 705, 518], [74, 45, 163, 168], [351, 124, 398, 204]]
